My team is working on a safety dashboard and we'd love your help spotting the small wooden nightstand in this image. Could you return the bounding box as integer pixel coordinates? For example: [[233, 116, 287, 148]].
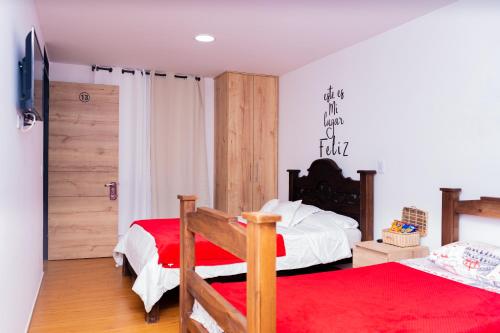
[[353, 241, 429, 268]]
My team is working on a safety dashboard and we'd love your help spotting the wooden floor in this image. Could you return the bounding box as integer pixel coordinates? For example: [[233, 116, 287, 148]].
[[29, 258, 179, 333]]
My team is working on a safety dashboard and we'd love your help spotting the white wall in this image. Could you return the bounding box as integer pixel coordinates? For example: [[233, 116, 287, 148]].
[[50, 63, 216, 208], [279, 0, 500, 249], [49, 62, 94, 83], [0, 1, 44, 332]]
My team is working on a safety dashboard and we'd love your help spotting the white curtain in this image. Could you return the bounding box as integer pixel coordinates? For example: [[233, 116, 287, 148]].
[[94, 69, 152, 236], [92, 67, 210, 232], [151, 74, 210, 217]]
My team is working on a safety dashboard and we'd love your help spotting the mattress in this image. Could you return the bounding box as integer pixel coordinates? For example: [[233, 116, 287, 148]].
[[113, 215, 355, 312], [191, 260, 500, 333]]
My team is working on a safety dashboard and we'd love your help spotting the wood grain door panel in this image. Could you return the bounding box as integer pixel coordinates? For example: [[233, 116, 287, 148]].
[[48, 198, 117, 235], [252, 75, 278, 210], [49, 137, 118, 172], [226, 73, 254, 215], [49, 81, 119, 260], [48, 172, 116, 197], [48, 197, 117, 260], [49, 83, 118, 173], [214, 74, 228, 212]]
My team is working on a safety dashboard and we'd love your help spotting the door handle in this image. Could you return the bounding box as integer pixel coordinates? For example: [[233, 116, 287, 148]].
[[104, 182, 118, 200]]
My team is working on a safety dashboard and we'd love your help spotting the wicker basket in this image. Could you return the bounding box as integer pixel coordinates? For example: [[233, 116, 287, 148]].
[[382, 229, 420, 247], [402, 207, 428, 236]]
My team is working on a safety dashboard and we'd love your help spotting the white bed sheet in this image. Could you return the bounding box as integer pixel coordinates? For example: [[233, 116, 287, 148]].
[[113, 216, 353, 312], [191, 257, 500, 333], [344, 228, 361, 249]]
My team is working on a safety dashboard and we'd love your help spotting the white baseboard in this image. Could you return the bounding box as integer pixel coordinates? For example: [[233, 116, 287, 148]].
[[25, 271, 44, 333]]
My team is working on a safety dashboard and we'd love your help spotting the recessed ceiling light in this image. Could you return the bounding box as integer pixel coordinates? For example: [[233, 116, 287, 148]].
[[195, 34, 215, 43]]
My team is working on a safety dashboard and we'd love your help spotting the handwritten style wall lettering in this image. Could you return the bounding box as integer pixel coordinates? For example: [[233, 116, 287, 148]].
[[319, 84, 349, 157]]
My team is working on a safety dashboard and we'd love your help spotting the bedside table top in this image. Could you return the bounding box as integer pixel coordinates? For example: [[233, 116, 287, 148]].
[[355, 240, 428, 254]]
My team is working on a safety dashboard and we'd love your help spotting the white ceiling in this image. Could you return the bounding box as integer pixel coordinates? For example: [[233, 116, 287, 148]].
[[35, 0, 456, 77]]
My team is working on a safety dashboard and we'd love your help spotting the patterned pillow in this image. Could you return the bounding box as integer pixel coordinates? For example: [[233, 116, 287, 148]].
[[479, 265, 500, 288], [429, 241, 500, 283]]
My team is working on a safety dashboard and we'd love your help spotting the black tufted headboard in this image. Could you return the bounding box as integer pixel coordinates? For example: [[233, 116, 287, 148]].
[[287, 158, 376, 241]]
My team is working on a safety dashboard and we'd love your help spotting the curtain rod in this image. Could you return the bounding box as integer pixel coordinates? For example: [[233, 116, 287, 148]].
[[92, 65, 112, 72], [91, 65, 200, 81]]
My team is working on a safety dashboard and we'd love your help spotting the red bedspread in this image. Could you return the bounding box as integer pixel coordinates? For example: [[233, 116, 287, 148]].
[[132, 218, 286, 268], [210, 262, 500, 333]]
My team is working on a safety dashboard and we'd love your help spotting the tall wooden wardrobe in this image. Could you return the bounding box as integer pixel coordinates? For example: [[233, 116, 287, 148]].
[[214, 72, 278, 216]]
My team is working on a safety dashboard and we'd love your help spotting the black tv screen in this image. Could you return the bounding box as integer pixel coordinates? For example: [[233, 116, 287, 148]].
[[20, 27, 45, 121]]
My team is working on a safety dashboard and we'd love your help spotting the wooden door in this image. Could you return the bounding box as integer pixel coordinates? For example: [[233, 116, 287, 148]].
[[214, 72, 254, 216], [252, 75, 278, 210], [48, 81, 119, 260], [226, 73, 254, 215]]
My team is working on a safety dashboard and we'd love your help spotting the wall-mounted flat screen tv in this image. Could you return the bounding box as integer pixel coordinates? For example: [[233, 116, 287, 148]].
[[20, 27, 45, 121]]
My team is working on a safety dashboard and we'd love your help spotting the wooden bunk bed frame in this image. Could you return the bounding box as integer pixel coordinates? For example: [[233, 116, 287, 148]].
[[179, 189, 500, 333], [178, 195, 281, 333]]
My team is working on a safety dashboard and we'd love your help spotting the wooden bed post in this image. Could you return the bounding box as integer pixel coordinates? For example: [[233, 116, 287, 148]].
[[440, 188, 461, 246], [178, 195, 197, 333], [286, 169, 300, 201], [357, 170, 376, 241], [243, 212, 281, 333]]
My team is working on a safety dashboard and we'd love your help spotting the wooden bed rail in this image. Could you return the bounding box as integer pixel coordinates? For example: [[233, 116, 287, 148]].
[[178, 195, 281, 333], [440, 188, 500, 245]]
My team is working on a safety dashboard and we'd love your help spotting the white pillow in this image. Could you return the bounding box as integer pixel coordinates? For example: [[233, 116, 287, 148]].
[[290, 204, 322, 227], [301, 211, 359, 229], [271, 200, 302, 227], [259, 199, 279, 213]]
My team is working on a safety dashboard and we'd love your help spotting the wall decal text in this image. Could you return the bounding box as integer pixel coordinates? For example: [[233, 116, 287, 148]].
[[319, 84, 349, 157]]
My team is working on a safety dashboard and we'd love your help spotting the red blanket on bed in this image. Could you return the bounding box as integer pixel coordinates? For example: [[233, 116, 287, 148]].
[[210, 262, 500, 333], [132, 218, 286, 268]]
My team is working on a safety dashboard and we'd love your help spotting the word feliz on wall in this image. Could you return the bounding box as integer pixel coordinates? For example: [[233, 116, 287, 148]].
[[319, 84, 349, 157]]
